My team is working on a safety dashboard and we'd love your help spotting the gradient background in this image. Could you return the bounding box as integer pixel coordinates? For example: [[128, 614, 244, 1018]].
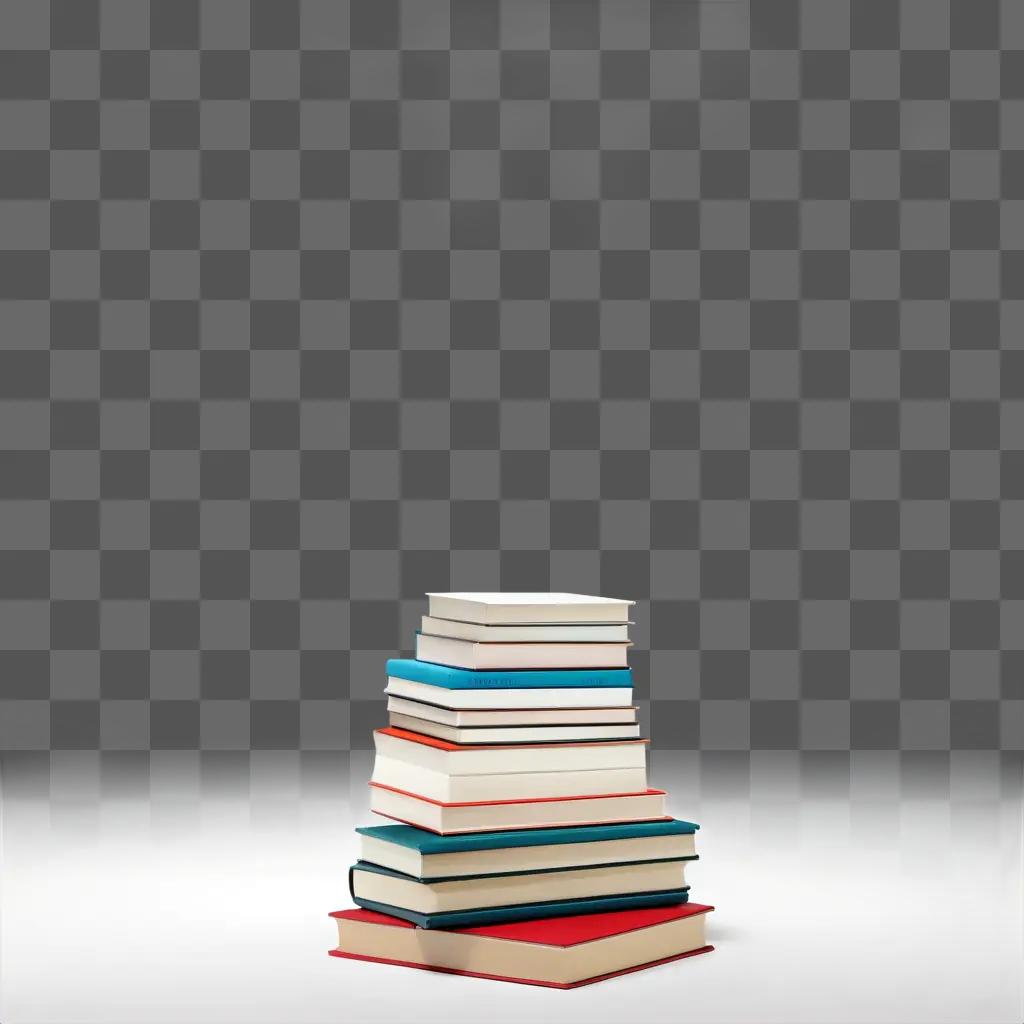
[[1, 2, 1023, 1021]]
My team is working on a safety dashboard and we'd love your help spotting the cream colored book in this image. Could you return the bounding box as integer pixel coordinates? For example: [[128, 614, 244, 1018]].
[[415, 633, 631, 670], [421, 615, 631, 643], [388, 712, 641, 744], [368, 784, 668, 834], [369, 757, 648, 803], [426, 592, 633, 625], [386, 694, 639, 726], [350, 860, 690, 915], [384, 677, 634, 709], [374, 728, 647, 775]]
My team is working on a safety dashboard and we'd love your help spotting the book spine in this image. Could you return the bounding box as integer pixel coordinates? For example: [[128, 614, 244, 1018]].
[[356, 819, 695, 853], [386, 660, 632, 690], [351, 888, 690, 930], [415, 856, 696, 883], [416, 822, 695, 853]]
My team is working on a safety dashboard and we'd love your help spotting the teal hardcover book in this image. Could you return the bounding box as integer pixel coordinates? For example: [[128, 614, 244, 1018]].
[[349, 862, 691, 928], [355, 818, 699, 854], [385, 659, 631, 690], [350, 891, 691, 929]]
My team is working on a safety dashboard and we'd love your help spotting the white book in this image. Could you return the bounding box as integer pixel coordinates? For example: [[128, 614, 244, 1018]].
[[386, 695, 639, 726], [426, 592, 633, 625], [415, 633, 631, 670], [368, 785, 668, 834], [351, 860, 689, 915], [421, 615, 631, 643], [384, 677, 633, 710], [388, 712, 641, 745], [370, 757, 648, 803], [358, 830, 695, 880], [374, 729, 647, 775]]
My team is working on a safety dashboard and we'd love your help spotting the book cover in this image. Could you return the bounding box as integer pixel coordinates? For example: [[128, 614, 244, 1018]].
[[331, 901, 713, 945], [386, 695, 640, 725], [386, 658, 632, 690], [385, 677, 634, 709], [425, 592, 634, 625], [329, 904, 714, 988], [368, 783, 670, 834], [387, 712, 642, 743], [352, 853, 694, 885], [415, 633, 631, 670], [355, 818, 699, 855], [371, 757, 648, 803], [369, 783, 667, 809], [420, 615, 632, 643], [376, 725, 648, 754], [348, 882, 691, 929]]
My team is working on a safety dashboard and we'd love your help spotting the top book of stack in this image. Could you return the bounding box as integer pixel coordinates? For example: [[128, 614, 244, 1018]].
[[425, 593, 634, 626]]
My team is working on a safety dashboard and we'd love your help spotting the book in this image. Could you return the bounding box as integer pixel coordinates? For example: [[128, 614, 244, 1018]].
[[385, 677, 633, 710], [329, 903, 714, 988], [388, 712, 641, 744], [371, 757, 648, 803], [356, 820, 698, 879], [369, 784, 669, 834], [386, 695, 639, 726], [386, 659, 632, 690], [333, 590, 714, 989], [375, 727, 647, 776], [348, 860, 690, 928], [426, 592, 633, 625], [415, 634, 631, 670], [421, 615, 631, 643]]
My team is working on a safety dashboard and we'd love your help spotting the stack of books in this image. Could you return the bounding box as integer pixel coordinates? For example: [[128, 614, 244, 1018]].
[[329, 593, 714, 988]]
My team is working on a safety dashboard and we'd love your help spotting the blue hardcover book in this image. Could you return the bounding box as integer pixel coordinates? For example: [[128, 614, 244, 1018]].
[[356, 818, 698, 854], [356, 821, 700, 880], [351, 892, 691, 929], [386, 658, 632, 690], [356, 819, 700, 851], [348, 860, 691, 929]]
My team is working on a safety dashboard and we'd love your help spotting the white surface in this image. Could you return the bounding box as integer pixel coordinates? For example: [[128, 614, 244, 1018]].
[[2, 752, 1022, 1024]]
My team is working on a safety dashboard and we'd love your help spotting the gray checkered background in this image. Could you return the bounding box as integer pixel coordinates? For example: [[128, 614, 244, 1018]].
[[2, 0, 1024, 755]]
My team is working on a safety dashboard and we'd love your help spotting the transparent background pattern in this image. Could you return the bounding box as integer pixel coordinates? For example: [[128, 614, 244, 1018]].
[[1, 0, 1023, 751]]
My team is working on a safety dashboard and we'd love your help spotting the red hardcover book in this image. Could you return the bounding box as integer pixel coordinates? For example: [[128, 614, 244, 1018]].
[[329, 902, 714, 988]]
